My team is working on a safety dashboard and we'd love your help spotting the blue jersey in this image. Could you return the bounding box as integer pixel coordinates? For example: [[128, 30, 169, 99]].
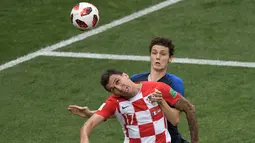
[[130, 72, 186, 143], [130, 72, 184, 96]]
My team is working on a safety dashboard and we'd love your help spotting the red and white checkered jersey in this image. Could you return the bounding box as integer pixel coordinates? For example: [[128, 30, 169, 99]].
[[96, 81, 181, 143]]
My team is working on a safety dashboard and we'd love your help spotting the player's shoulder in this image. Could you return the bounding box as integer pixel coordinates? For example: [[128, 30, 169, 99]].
[[140, 81, 158, 95], [106, 94, 120, 102], [106, 94, 127, 102], [141, 81, 166, 88], [142, 81, 158, 85], [131, 72, 150, 77], [141, 81, 169, 95], [130, 72, 150, 82], [165, 72, 183, 84]]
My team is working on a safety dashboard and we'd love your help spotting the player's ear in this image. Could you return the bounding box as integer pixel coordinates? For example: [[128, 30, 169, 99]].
[[168, 57, 173, 63], [122, 73, 129, 78]]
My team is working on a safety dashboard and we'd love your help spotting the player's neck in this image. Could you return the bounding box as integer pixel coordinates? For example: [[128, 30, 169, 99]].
[[149, 69, 167, 82], [133, 83, 142, 94]]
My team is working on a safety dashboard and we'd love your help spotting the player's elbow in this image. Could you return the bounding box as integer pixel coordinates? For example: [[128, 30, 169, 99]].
[[190, 103, 195, 112], [178, 100, 196, 116], [174, 116, 180, 126], [185, 103, 196, 115], [170, 119, 179, 127]]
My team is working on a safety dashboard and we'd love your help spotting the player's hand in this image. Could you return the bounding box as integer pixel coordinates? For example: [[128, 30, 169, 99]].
[[68, 105, 93, 118], [151, 89, 163, 104]]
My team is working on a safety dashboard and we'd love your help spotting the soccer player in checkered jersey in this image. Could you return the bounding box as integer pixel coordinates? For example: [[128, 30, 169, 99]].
[[69, 37, 190, 143], [79, 69, 198, 143]]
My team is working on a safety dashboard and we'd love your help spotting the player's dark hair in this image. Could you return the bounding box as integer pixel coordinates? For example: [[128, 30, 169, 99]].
[[149, 37, 175, 57], [100, 69, 123, 92]]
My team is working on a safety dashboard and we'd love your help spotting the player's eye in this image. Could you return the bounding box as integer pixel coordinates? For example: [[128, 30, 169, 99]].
[[151, 52, 157, 55], [116, 79, 119, 85], [160, 51, 167, 56]]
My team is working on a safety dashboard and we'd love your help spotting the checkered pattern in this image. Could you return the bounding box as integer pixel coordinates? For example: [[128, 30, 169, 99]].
[[117, 92, 171, 143], [96, 81, 181, 143]]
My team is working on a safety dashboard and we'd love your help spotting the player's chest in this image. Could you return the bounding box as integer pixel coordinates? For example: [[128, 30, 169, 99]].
[[118, 93, 160, 115]]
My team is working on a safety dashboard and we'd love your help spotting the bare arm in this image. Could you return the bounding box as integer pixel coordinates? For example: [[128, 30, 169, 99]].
[[151, 89, 179, 126], [68, 105, 115, 118], [158, 100, 179, 126], [156, 82, 198, 142], [174, 97, 199, 143], [80, 114, 105, 143], [170, 108, 180, 125]]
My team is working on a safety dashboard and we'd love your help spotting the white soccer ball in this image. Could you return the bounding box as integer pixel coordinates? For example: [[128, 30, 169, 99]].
[[70, 2, 100, 30]]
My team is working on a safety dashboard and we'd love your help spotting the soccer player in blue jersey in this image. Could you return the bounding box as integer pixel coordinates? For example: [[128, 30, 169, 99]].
[[68, 37, 189, 143]]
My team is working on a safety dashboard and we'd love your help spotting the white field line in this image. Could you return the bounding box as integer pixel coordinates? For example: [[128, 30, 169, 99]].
[[0, 0, 182, 72], [40, 51, 255, 68]]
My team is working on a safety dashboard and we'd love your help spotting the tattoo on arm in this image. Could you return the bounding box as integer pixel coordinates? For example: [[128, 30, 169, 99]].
[[174, 97, 199, 143]]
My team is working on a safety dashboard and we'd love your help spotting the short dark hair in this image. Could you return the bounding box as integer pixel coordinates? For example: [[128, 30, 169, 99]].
[[100, 69, 123, 92], [149, 37, 175, 57]]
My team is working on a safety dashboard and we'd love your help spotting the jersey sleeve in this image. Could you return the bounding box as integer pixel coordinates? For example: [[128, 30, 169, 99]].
[[171, 78, 184, 97], [130, 72, 149, 82], [130, 75, 136, 82], [130, 74, 142, 82], [157, 82, 181, 106], [96, 96, 117, 120]]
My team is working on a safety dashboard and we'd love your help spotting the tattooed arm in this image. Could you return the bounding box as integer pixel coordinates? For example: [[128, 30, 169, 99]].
[[157, 82, 199, 143], [174, 97, 199, 143]]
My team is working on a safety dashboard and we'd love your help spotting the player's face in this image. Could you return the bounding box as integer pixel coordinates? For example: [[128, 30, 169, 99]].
[[106, 73, 134, 97], [150, 45, 171, 71]]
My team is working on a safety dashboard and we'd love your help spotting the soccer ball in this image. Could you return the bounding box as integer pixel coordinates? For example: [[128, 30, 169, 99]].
[[70, 2, 100, 30]]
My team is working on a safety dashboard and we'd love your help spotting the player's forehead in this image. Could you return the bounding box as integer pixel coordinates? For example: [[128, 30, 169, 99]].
[[151, 45, 169, 52], [109, 74, 122, 81]]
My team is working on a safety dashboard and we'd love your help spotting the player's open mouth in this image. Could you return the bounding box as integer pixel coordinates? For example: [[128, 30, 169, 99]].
[[155, 62, 160, 65]]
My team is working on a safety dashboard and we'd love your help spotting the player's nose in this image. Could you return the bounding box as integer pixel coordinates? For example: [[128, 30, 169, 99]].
[[156, 53, 160, 59]]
